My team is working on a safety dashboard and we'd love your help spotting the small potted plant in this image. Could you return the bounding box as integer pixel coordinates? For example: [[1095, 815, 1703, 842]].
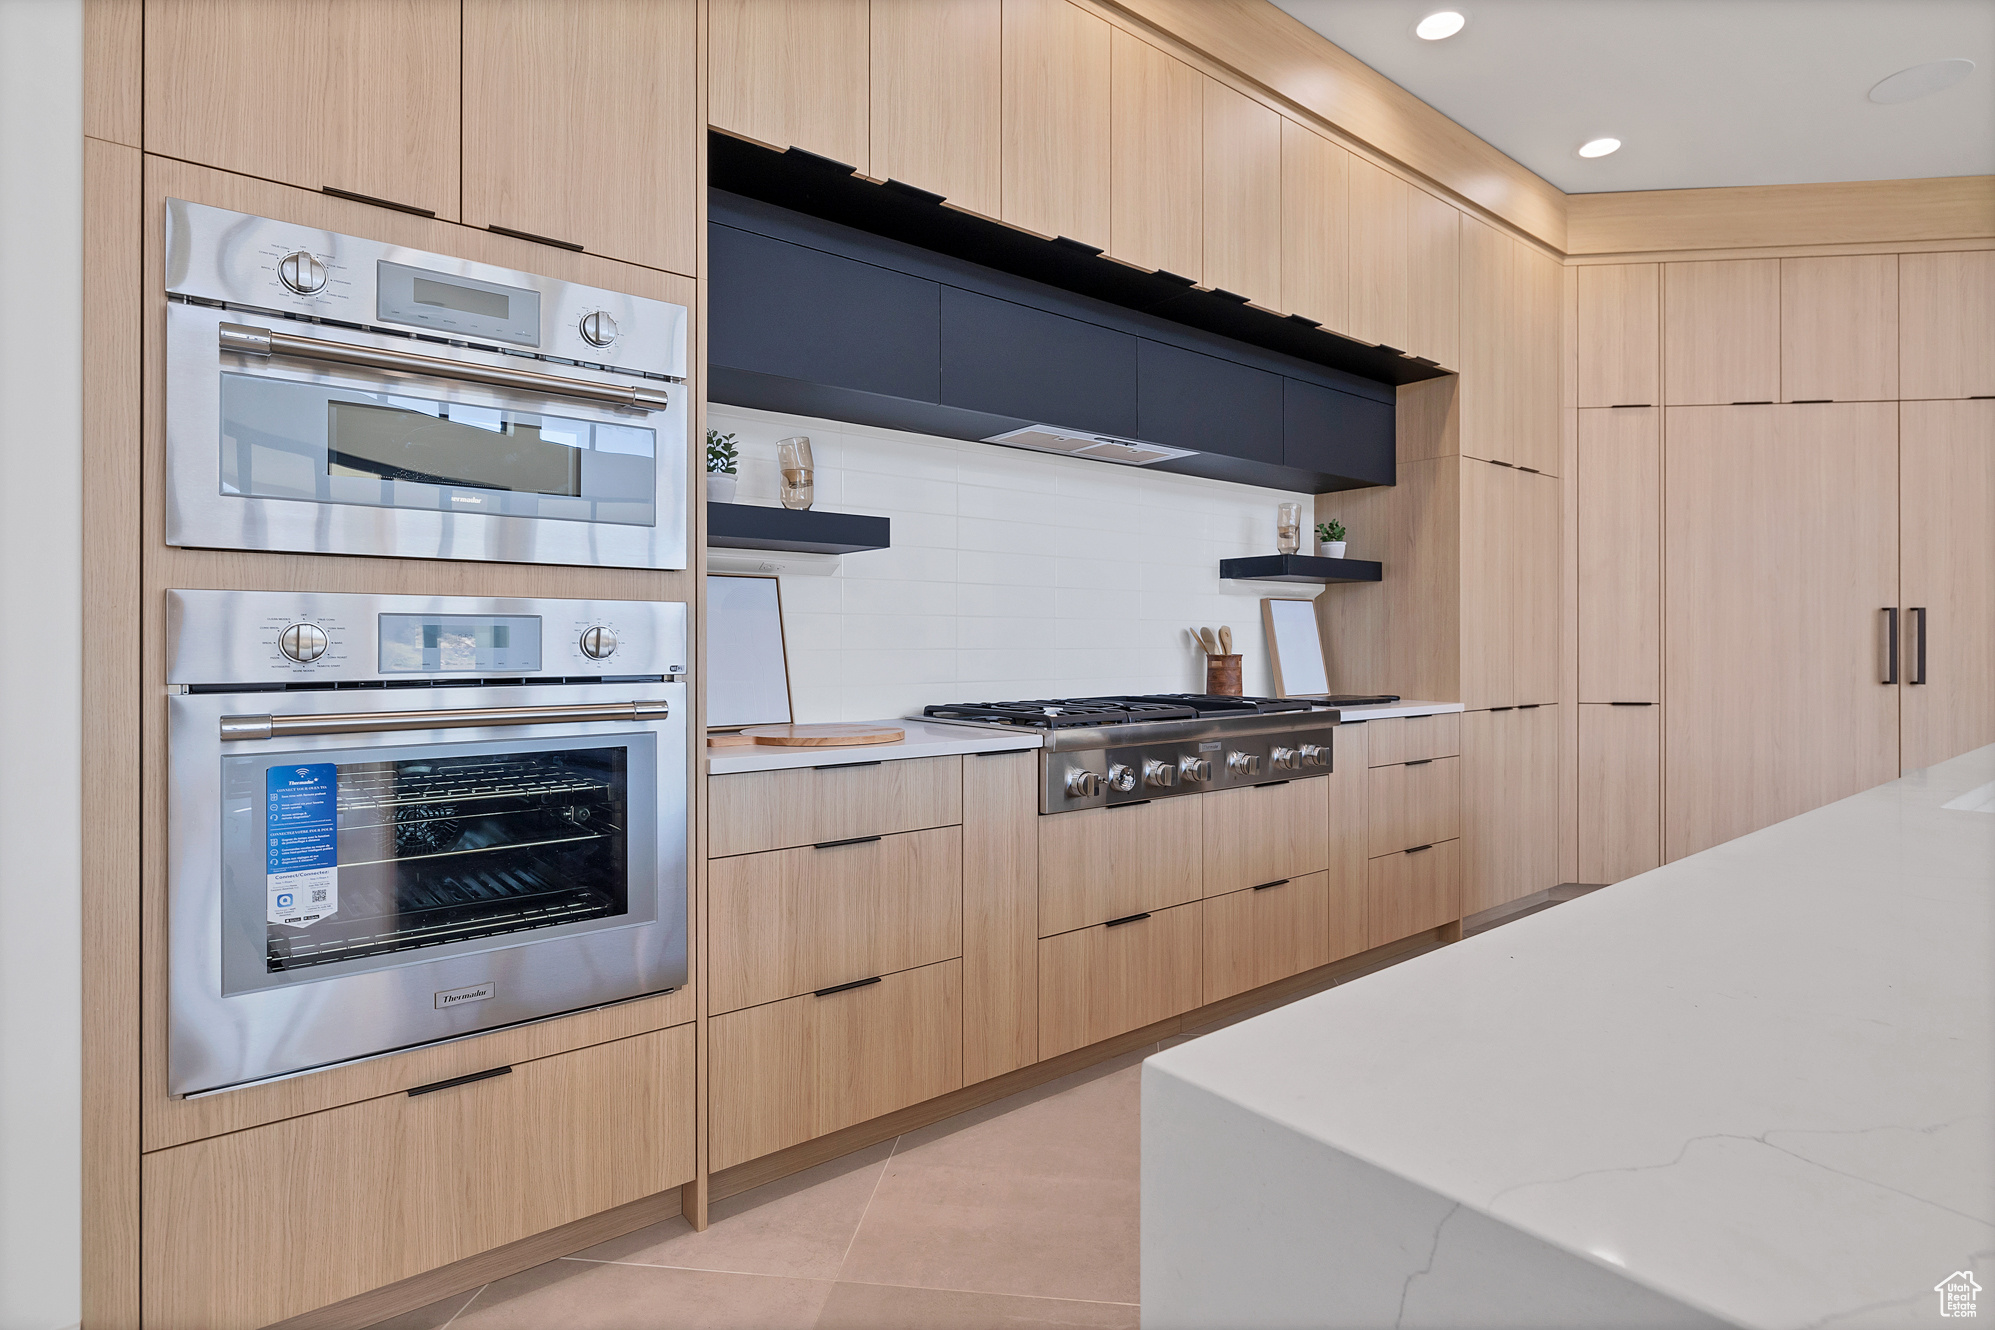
[[705, 428, 739, 504], [1316, 518, 1347, 559]]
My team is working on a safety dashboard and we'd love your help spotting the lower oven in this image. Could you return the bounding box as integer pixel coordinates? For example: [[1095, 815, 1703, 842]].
[[165, 589, 689, 1097]]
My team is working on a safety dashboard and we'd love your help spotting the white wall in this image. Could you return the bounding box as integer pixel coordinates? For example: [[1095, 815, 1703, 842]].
[[0, 2, 84, 1327], [708, 404, 1327, 722]]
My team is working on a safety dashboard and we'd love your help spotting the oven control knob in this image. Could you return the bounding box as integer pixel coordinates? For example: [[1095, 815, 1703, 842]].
[[1142, 758, 1179, 789], [1298, 743, 1329, 769], [1270, 746, 1298, 771], [579, 625, 619, 660], [279, 622, 328, 663], [278, 250, 328, 295], [1226, 750, 1261, 778], [578, 310, 619, 348], [1179, 755, 1212, 783], [1106, 762, 1137, 793], [1064, 768, 1102, 798]]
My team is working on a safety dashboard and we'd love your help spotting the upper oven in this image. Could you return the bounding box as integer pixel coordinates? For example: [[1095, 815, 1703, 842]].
[[163, 199, 688, 569]]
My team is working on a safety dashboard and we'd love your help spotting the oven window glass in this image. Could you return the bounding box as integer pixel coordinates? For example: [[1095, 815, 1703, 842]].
[[221, 736, 655, 994], [217, 373, 657, 526]]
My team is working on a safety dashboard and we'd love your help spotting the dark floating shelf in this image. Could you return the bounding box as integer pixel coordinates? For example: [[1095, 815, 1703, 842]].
[[707, 501, 891, 555], [1219, 554, 1383, 584]]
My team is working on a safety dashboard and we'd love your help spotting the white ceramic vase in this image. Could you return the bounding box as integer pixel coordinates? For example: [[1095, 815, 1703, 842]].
[[707, 471, 738, 504], [1320, 540, 1347, 559]]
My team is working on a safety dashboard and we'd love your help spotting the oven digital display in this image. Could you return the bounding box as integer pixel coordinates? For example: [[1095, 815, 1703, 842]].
[[376, 261, 540, 346], [378, 613, 542, 673], [413, 275, 510, 319]]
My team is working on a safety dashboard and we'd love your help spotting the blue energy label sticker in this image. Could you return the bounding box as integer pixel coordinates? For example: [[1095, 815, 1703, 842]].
[[267, 763, 339, 928]]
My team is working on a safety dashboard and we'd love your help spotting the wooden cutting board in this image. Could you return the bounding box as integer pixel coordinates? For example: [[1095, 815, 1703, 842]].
[[742, 722, 906, 747]]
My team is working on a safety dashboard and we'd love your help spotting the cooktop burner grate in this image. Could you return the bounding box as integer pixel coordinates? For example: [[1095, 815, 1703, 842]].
[[922, 699, 1200, 729]]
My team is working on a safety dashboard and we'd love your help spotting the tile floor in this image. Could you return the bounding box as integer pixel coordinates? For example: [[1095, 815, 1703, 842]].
[[373, 888, 1601, 1330]]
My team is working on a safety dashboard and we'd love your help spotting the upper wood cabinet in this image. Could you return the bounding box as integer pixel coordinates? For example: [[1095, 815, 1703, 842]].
[[1200, 79, 1281, 307], [1347, 156, 1410, 352], [1900, 250, 1995, 400], [1407, 187, 1460, 371], [1782, 254, 1898, 402], [1462, 461, 1558, 708], [1279, 119, 1349, 333], [1108, 29, 1202, 279], [1458, 215, 1513, 466], [145, 0, 460, 218], [463, 0, 698, 273], [1578, 407, 1661, 703], [871, 0, 1001, 217], [709, 0, 870, 170], [1664, 258, 1781, 405], [1577, 263, 1660, 408], [1510, 244, 1563, 475], [1000, 0, 1111, 247]]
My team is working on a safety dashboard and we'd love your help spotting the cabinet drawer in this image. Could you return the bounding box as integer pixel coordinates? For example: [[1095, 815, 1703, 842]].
[[709, 826, 962, 1014], [1202, 870, 1364, 1005], [709, 959, 963, 1171], [1366, 712, 1460, 766], [709, 755, 963, 857], [1201, 776, 1330, 897], [1038, 899, 1201, 1059], [142, 1026, 694, 1330], [1368, 755, 1461, 855], [1038, 796, 1201, 935], [1367, 840, 1461, 948]]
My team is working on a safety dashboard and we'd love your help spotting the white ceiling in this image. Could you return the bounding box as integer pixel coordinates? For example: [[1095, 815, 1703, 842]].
[[1269, 0, 1995, 193]]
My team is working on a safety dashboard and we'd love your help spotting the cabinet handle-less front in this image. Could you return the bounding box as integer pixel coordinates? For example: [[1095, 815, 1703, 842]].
[[220, 700, 668, 741], [218, 322, 671, 412], [1882, 607, 1899, 686]]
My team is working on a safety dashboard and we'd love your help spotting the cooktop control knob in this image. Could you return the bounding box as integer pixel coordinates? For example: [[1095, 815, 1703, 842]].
[[1270, 746, 1298, 771], [578, 625, 619, 660], [1179, 755, 1212, 783], [1106, 762, 1137, 793], [578, 310, 619, 348], [278, 250, 328, 295], [1226, 750, 1261, 778], [1064, 768, 1102, 798], [278, 622, 328, 663], [1141, 758, 1179, 789], [1298, 743, 1329, 769]]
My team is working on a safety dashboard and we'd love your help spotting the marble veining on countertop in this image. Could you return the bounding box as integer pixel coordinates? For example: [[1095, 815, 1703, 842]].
[[704, 717, 1042, 775]]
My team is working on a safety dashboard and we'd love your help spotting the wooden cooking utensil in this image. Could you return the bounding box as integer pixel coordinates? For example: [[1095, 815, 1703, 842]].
[[743, 722, 905, 747], [1219, 625, 1233, 655]]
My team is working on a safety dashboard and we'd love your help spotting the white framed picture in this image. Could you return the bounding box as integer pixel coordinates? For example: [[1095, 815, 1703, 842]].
[[706, 574, 794, 728]]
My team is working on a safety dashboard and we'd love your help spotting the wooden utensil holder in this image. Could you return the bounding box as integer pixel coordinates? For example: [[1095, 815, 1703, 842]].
[[1205, 654, 1243, 696]]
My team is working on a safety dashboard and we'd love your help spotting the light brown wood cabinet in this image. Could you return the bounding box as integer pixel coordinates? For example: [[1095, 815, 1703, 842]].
[[1577, 263, 1660, 408], [1366, 839, 1460, 947], [1038, 900, 1202, 1058], [1898, 399, 1995, 771], [1367, 756, 1461, 856], [708, 755, 963, 857], [1509, 244, 1564, 475], [1000, 0, 1111, 247], [1280, 119, 1349, 333], [1578, 704, 1661, 884], [144, 0, 461, 218], [463, 0, 699, 271], [1407, 187, 1461, 370], [1108, 28, 1202, 278], [1578, 406, 1661, 703], [1348, 156, 1410, 351], [1664, 259, 1781, 405], [144, 1026, 694, 1330], [1900, 250, 1995, 400], [1459, 215, 1512, 465], [1462, 461, 1560, 708], [1037, 796, 1202, 935], [1782, 254, 1898, 402], [707, 827, 963, 1014], [708, 960, 963, 1170], [1203, 871, 1361, 1005], [962, 751, 1040, 1083], [1201, 78, 1282, 307], [709, 0, 870, 169], [871, 0, 1001, 216], [1366, 712, 1460, 766], [1460, 705, 1558, 914], [1663, 403, 1900, 859], [1201, 775, 1331, 896]]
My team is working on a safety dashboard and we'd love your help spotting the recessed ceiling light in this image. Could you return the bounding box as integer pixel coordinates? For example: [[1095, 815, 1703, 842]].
[[1577, 138, 1622, 158], [1869, 58, 1975, 104], [1415, 11, 1466, 40]]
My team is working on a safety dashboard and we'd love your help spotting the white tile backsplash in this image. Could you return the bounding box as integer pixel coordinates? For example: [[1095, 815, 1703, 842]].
[[707, 404, 1323, 723]]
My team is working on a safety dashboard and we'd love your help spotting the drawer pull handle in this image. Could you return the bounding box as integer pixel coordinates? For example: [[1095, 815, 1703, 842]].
[[1402, 758, 1434, 766], [1404, 844, 1434, 854], [814, 975, 882, 998], [813, 835, 882, 850], [814, 760, 882, 770], [1609, 701, 1654, 706], [1488, 706, 1514, 712], [1109, 799, 1151, 810], [407, 1065, 511, 1097], [1104, 912, 1152, 928], [1517, 704, 1542, 710], [1254, 779, 1292, 789], [1252, 878, 1290, 891]]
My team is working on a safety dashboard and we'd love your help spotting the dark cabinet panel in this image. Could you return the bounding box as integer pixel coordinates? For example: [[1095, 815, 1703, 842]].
[[939, 288, 1137, 436], [709, 224, 940, 403], [1136, 340, 1284, 465], [1284, 379, 1394, 487]]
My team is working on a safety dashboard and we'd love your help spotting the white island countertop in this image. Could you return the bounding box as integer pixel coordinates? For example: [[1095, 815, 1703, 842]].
[[705, 717, 1041, 775], [1143, 745, 1995, 1330], [1329, 698, 1465, 722]]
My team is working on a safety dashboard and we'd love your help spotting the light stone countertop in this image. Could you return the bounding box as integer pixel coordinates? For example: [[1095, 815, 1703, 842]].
[[1326, 699, 1466, 721], [704, 717, 1042, 775], [1143, 744, 1995, 1330]]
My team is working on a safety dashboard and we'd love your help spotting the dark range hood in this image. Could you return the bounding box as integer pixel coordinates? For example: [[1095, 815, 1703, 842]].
[[709, 140, 1423, 494]]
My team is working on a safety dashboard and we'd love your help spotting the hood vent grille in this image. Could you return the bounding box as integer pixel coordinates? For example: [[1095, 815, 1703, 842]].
[[983, 425, 1196, 467]]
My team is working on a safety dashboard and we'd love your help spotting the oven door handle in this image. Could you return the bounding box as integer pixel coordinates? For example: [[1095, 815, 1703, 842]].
[[218, 321, 671, 413], [220, 700, 669, 741]]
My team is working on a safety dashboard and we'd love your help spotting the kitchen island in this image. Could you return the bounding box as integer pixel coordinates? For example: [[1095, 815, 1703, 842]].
[[1143, 745, 1995, 1329]]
